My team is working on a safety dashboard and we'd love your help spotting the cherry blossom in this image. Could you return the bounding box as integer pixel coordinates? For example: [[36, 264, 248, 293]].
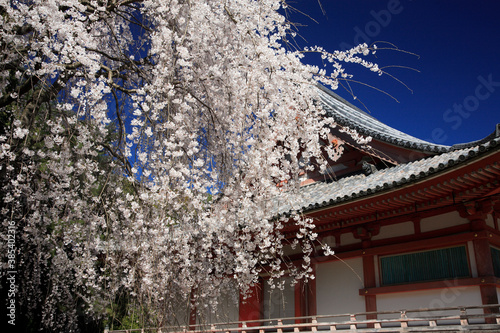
[[0, 0, 381, 331]]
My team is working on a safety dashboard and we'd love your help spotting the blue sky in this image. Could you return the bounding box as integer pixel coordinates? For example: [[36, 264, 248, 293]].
[[285, 0, 500, 146]]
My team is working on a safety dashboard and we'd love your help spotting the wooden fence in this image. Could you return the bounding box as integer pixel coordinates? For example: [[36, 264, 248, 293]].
[[106, 304, 500, 333]]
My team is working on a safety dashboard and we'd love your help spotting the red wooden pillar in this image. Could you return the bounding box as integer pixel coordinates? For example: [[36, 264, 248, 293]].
[[473, 233, 499, 321], [294, 264, 317, 324], [363, 254, 377, 321], [189, 289, 197, 329], [308, 264, 317, 317], [294, 280, 305, 324], [239, 281, 263, 326], [356, 225, 379, 321], [473, 230, 498, 298], [189, 307, 197, 329], [464, 200, 499, 320]]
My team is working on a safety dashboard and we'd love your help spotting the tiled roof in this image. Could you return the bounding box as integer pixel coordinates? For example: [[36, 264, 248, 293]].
[[274, 137, 500, 215], [317, 85, 451, 153]]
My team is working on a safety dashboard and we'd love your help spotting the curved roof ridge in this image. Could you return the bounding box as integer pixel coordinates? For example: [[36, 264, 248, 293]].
[[273, 136, 500, 216], [450, 124, 500, 150], [316, 85, 451, 153]]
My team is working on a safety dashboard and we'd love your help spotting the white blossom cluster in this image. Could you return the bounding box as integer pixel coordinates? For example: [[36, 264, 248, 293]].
[[0, 0, 381, 331]]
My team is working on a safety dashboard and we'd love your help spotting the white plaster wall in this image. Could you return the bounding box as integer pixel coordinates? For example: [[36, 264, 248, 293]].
[[315, 258, 365, 321], [486, 214, 495, 229], [340, 232, 359, 246], [321, 235, 337, 248], [199, 288, 239, 325], [316, 235, 337, 254], [171, 296, 191, 327], [283, 243, 303, 256], [377, 287, 483, 325], [372, 222, 414, 241], [420, 211, 468, 233], [262, 277, 295, 320]]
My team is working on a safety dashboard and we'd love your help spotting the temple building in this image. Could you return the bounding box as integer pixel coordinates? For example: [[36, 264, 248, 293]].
[[236, 85, 500, 327]]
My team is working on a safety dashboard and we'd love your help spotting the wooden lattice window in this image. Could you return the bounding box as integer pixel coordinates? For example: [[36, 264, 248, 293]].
[[380, 246, 470, 285], [490, 247, 500, 278]]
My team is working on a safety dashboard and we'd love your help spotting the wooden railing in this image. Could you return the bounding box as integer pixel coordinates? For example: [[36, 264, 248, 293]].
[[107, 304, 500, 332]]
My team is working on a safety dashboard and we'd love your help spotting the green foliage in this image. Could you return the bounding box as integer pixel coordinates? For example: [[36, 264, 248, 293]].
[[105, 293, 152, 331]]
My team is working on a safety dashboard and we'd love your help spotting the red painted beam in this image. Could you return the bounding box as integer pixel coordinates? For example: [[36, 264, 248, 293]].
[[360, 276, 500, 296]]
